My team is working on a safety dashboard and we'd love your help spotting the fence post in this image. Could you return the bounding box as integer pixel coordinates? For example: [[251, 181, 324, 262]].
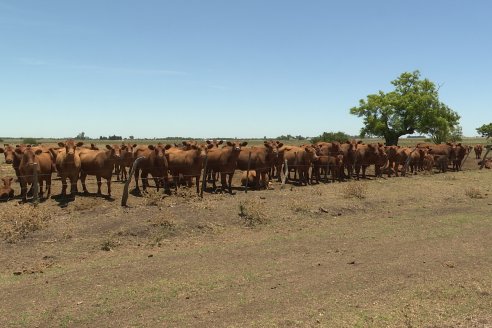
[[32, 163, 39, 206], [245, 151, 252, 193], [280, 159, 288, 189], [121, 156, 145, 206], [200, 154, 208, 198], [479, 146, 491, 170]]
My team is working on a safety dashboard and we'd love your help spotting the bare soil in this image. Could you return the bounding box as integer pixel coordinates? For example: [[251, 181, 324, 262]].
[[0, 156, 491, 327]]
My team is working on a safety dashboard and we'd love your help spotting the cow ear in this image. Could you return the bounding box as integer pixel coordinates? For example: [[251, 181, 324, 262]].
[[148, 145, 155, 150], [218, 140, 223, 145], [15, 148, 23, 154], [76, 142, 84, 147], [277, 142, 283, 148], [165, 144, 172, 150], [182, 141, 188, 146], [132, 144, 137, 148], [207, 143, 214, 149], [35, 149, 43, 155], [241, 142, 248, 147], [105, 145, 112, 150], [206, 140, 211, 145], [58, 142, 65, 147], [226, 141, 233, 147], [0, 148, 4, 153], [264, 143, 272, 149]]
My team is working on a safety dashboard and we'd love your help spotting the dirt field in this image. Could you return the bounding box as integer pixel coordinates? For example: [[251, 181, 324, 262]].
[[0, 153, 491, 327]]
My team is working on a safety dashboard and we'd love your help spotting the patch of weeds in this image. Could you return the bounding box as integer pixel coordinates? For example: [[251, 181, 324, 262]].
[[465, 187, 483, 199], [442, 175, 457, 181], [238, 201, 267, 227], [142, 189, 165, 207], [0, 204, 51, 243], [149, 217, 177, 245], [342, 182, 368, 199], [100, 239, 119, 251]]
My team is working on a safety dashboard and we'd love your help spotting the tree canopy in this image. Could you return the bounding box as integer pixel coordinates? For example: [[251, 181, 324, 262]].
[[350, 70, 460, 145], [476, 123, 492, 139], [311, 131, 352, 144]]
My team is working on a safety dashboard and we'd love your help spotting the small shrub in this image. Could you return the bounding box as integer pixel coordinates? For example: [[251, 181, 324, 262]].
[[100, 239, 119, 251], [22, 137, 38, 145], [238, 201, 267, 227], [465, 187, 483, 199], [342, 182, 368, 199]]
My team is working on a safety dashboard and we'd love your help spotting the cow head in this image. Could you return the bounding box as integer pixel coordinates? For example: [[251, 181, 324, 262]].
[[58, 140, 84, 158], [106, 145, 121, 160], [0, 144, 15, 164], [206, 139, 224, 148], [226, 141, 247, 152], [16, 146, 43, 167], [303, 145, 319, 162], [148, 143, 172, 165], [121, 144, 136, 160]]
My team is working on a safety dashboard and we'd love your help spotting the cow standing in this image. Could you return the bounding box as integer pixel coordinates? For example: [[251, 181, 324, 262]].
[[16, 146, 54, 201], [237, 141, 280, 189], [205, 141, 247, 193], [51, 140, 84, 197], [79, 145, 121, 197], [133, 144, 172, 194]]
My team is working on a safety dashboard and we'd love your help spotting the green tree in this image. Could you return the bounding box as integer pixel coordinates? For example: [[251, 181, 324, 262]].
[[22, 137, 38, 145], [350, 70, 460, 145], [311, 131, 352, 144], [476, 123, 492, 139]]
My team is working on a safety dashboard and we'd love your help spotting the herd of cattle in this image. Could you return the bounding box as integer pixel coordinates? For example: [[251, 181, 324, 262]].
[[0, 140, 490, 202]]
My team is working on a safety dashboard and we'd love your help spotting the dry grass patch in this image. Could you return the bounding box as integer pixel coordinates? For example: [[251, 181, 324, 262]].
[[341, 182, 368, 199], [238, 200, 268, 227], [0, 204, 51, 243], [142, 189, 166, 207], [465, 187, 483, 199]]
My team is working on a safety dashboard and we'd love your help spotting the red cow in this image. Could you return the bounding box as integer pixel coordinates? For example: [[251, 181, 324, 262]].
[[51, 140, 84, 197], [133, 143, 172, 193], [205, 141, 247, 193], [79, 145, 121, 197]]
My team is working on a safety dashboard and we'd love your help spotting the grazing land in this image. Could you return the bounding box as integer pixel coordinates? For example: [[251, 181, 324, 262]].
[[0, 147, 491, 327]]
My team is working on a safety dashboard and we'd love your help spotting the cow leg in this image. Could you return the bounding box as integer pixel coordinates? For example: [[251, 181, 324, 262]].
[[38, 179, 44, 198], [20, 178, 28, 202], [96, 176, 102, 194], [220, 172, 227, 193], [106, 178, 111, 197], [362, 165, 367, 179], [80, 172, 89, 194], [228, 173, 234, 194], [355, 164, 360, 180], [61, 176, 68, 196], [46, 176, 52, 199]]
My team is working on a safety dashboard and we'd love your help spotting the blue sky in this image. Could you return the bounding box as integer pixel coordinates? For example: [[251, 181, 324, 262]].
[[1, 0, 491, 139]]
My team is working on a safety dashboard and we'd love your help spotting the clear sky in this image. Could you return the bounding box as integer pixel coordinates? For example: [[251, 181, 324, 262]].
[[1, 0, 491, 139]]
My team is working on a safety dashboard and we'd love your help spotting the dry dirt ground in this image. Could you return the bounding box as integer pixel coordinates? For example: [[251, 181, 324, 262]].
[[0, 156, 491, 327]]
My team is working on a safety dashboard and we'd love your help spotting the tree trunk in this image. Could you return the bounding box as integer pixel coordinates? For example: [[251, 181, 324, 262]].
[[384, 134, 400, 146]]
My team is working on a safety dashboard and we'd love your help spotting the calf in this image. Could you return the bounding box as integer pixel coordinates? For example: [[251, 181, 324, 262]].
[[205, 141, 247, 193], [133, 143, 172, 193], [435, 155, 449, 173], [422, 154, 434, 173], [474, 145, 483, 159], [79, 145, 121, 197], [116, 144, 137, 181], [0, 177, 14, 200], [51, 140, 84, 197]]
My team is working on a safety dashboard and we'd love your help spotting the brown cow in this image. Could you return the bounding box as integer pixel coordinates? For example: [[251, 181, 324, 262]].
[[15, 146, 54, 201], [51, 140, 84, 197], [474, 145, 483, 159], [237, 141, 281, 189], [435, 155, 449, 173], [0, 177, 15, 200], [205, 139, 224, 181], [450, 143, 467, 171], [167, 141, 213, 194], [133, 143, 172, 193], [282, 145, 318, 185], [426, 143, 456, 171], [339, 141, 356, 179], [205, 141, 248, 193], [79, 145, 121, 197], [0, 144, 16, 165], [422, 154, 434, 173], [312, 142, 342, 183], [116, 144, 137, 181], [354, 143, 386, 179]]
